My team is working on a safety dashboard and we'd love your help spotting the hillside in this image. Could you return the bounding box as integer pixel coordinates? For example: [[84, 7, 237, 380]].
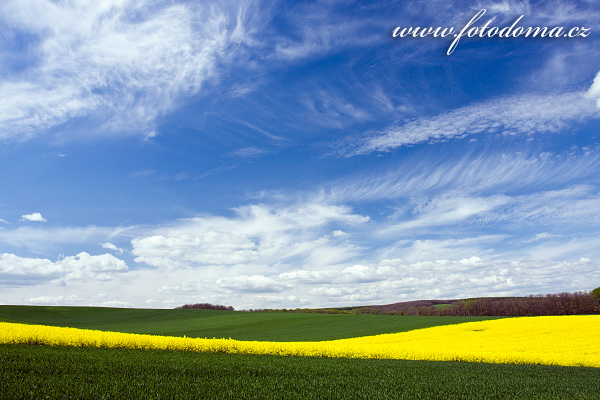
[[0, 305, 499, 341]]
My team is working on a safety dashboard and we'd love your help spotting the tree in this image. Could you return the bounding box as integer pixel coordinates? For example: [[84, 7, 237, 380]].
[[591, 286, 600, 303]]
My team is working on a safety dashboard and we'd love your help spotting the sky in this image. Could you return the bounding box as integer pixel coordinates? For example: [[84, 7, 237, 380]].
[[1, 0, 600, 310]]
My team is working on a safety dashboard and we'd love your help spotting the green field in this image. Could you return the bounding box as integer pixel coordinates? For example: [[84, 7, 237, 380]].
[[2, 345, 599, 399], [1, 306, 598, 399], [0, 305, 502, 341]]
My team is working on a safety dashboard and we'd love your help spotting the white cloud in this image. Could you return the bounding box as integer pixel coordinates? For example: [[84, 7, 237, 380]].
[[480, 1, 531, 15], [3, 233, 599, 309], [586, 71, 600, 108], [279, 264, 396, 285], [25, 294, 132, 308], [387, 193, 510, 232], [241, 295, 308, 310], [255, 256, 600, 307], [131, 201, 369, 269], [28, 295, 85, 305], [0, 252, 128, 286], [101, 242, 124, 255], [330, 148, 600, 203], [0, 225, 135, 254], [216, 275, 293, 293], [308, 286, 359, 297], [0, 0, 248, 141], [344, 92, 599, 155], [300, 88, 372, 128], [100, 300, 134, 308], [272, 11, 378, 61], [524, 232, 559, 243], [19, 212, 47, 222], [376, 184, 600, 241], [132, 232, 259, 269], [526, 0, 600, 27], [230, 146, 269, 159], [523, 235, 600, 261], [387, 236, 505, 263], [484, 184, 600, 224]]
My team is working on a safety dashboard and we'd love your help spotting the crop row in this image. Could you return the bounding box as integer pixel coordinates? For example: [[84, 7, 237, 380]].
[[1, 315, 599, 367]]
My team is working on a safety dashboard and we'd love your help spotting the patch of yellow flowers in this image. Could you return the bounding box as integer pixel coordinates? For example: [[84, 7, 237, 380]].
[[1, 316, 599, 367]]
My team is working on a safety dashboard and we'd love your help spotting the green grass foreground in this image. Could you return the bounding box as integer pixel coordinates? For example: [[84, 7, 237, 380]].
[[2, 344, 599, 400], [0, 305, 502, 341]]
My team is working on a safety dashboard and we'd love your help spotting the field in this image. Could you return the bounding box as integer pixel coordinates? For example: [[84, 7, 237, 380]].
[[1, 306, 599, 399], [3, 345, 600, 399], [0, 305, 502, 341]]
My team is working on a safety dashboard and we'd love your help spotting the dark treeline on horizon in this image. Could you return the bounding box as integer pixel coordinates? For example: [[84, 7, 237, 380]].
[[175, 303, 234, 311], [397, 291, 600, 317]]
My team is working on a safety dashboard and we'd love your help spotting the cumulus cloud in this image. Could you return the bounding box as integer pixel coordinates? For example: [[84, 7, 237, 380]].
[[0, 0, 249, 141], [131, 201, 369, 269], [279, 264, 395, 285], [133, 232, 259, 269], [343, 92, 599, 155], [19, 212, 47, 222], [232, 256, 600, 307], [0, 252, 128, 286]]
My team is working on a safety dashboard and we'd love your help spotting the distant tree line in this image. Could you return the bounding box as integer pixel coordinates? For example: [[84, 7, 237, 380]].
[[175, 303, 234, 311], [387, 291, 600, 317], [253, 288, 600, 316]]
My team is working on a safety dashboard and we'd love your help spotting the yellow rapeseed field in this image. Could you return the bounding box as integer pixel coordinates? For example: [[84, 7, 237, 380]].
[[1, 316, 599, 367]]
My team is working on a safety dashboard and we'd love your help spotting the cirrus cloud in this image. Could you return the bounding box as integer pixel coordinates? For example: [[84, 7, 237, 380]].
[[342, 91, 599, 155], [0, 0, 249, 141]]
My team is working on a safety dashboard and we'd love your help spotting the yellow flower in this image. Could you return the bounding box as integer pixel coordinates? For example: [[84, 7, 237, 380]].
[[1, 315, 599, 367]]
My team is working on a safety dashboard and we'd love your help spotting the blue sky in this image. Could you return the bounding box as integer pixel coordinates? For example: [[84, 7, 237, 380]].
[[1, 0, 600, 309]]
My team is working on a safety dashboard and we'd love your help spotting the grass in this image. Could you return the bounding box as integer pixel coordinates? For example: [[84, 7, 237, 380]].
[[2, 344, 599, 400], [0, 305, 503, 341], [2, 306, 594, 399]]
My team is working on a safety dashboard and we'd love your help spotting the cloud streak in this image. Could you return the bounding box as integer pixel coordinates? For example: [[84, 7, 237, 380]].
[[342, 92, 599, 155], [329, 147, 600, 202], [0, 0, 247, 141]]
